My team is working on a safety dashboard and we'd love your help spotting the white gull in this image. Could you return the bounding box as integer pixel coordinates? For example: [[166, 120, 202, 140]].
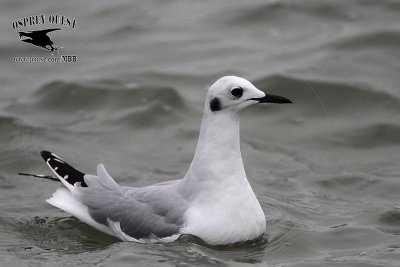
[[38, 76, 292, 245]]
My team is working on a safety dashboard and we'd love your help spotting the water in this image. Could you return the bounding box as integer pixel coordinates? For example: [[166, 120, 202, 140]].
[[1, 0, 400, 266]]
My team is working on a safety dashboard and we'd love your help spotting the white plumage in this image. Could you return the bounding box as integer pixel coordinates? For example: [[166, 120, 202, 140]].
[[42, 76, 292, 245]]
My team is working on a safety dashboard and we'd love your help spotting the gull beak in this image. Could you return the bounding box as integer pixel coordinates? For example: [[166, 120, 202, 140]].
[[251, 93, 292, 104]]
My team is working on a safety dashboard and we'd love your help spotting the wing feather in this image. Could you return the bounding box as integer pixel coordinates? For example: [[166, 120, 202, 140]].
[[78, 183, 187, 239], [42, 151, 188, 241]]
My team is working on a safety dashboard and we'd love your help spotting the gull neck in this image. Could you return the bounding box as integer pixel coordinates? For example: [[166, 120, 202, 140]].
[[194, 111, 241, 161], [181, 110, 248, 197]]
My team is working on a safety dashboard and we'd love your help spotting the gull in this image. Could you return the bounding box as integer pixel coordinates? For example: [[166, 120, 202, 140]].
[[24, 76, 292, 245]]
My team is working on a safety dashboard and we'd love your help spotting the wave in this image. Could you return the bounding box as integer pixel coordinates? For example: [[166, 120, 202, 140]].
[[100, 25, 145, 39], [9, 80, 187, 129], [331, 122, 400, 148], [250, 74, 400, 149], [379, 209, 400, 226], [355, 0, 400, 12], [331, 31, 400, 50], [316, 173, 376, 191], [0, 114, 43, 140], [227, 1, 353, 25], [6, 216, 116, 252], [253, 74, 400, 116], [31, 80, 185, 110]]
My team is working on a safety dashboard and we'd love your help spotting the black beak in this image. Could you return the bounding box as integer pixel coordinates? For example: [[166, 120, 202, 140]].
[[251, 93, 292, 104]]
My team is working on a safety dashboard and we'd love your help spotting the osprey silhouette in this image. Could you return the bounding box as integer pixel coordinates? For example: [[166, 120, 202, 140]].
[[18, 28, 61, 52]]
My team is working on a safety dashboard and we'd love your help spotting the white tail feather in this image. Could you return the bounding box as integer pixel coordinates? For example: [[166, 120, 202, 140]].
[[47, 187, 115, 237]]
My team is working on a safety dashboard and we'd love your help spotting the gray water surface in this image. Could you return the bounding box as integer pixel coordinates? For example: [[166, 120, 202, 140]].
[[1, 0, 400, 266]]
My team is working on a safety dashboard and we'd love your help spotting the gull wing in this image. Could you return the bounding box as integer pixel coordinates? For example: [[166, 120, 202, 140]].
[[81, 185, 186, 240], [47, 162, 188, 241]]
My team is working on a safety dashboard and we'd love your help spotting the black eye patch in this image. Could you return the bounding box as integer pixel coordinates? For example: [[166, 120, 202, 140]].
[[210, 97, 221, 112], [231, 87, 243, 98]]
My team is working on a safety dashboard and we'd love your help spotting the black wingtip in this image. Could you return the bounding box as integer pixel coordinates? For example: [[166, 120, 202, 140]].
[[39, 150, 87, 187], [41, 150, 52, 161]]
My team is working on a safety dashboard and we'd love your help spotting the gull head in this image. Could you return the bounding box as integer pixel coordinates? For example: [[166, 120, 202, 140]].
[[206, 76, 292, 114]]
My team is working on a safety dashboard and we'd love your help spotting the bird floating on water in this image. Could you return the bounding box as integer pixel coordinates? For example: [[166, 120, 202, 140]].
[[21, 76, 292, 245]]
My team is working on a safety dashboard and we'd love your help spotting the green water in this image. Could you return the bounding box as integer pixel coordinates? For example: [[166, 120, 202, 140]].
[[1, 0, 400, 266]]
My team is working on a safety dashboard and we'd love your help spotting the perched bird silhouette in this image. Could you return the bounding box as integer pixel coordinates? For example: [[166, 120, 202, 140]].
[[18, 28, 60, 52]]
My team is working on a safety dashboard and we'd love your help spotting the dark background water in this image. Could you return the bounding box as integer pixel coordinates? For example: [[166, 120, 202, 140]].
[[1, 0, 400, 266]]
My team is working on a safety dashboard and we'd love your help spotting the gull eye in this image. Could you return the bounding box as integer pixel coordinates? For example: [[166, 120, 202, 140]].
[[231, 87, 243, 98]]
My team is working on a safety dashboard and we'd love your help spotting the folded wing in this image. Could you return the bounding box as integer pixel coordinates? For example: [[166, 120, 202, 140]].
[[44, 152, 187, 241]]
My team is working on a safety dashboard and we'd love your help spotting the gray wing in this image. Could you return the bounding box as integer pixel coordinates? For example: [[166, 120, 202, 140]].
[[78, 180, 188, 239]]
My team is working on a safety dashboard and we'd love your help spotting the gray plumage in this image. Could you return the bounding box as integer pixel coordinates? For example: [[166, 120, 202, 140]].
[[80, 179, 188, 239]]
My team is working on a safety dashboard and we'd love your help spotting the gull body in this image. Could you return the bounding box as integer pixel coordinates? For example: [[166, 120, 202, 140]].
[[40, 76, 291, 245]]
